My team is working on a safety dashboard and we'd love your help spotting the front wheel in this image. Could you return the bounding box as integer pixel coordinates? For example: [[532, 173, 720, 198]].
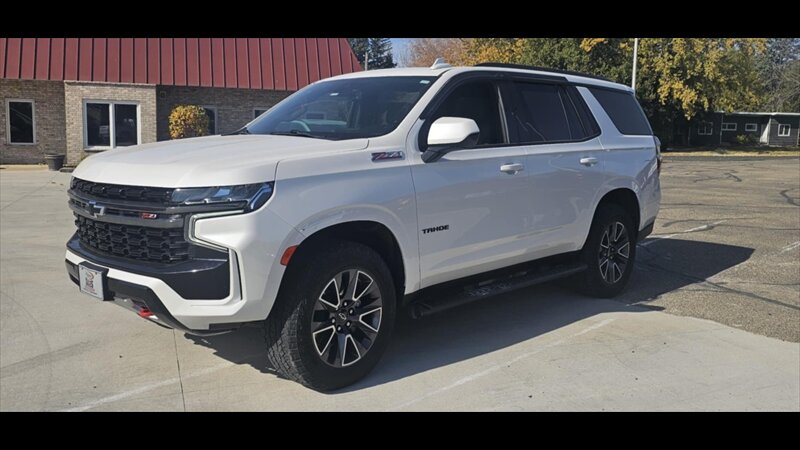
[[265, 240, 396, 391], [575, 204, 636, 298]]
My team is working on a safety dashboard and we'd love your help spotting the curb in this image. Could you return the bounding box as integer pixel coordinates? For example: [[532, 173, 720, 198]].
[[664, 155, 800, 162]]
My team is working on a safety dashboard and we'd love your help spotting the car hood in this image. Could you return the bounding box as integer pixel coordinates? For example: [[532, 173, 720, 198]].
[[72, 135, 369, 187]]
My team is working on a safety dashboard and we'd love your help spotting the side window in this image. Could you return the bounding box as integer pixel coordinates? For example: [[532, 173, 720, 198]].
[[427, 80, 505, 147], [511, 82, 584, 143], [558, 88, 586, 140], [565, 86, 600, 136], [202, 106, 217, 135], [588, 87, 652, 135], [7, 100, 36, 144]]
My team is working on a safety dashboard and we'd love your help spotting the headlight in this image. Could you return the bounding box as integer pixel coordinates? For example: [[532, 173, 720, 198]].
[[171, 182, 273, 212]]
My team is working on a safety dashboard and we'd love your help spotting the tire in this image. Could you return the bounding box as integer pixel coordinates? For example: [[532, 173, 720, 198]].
[[265, 240, 396, 391], [575, 203, 636, 298]]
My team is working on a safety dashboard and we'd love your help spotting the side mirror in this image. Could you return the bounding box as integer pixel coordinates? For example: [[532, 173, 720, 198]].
[[422, 117, 480, 163]]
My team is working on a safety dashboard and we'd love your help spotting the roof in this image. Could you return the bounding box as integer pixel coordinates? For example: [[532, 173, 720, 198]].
[[0, 38, 361, 91], [328, 66, 453, 79], [327, 64, 632, 92], [719, 111, 800, 117]]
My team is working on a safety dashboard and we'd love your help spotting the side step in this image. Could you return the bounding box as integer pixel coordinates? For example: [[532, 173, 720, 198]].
[[410, 262, 587, 319]]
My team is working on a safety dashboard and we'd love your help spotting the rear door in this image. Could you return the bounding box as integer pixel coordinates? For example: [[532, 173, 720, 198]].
[[505, 80, 607, 255], [584, 86, 659, 232]]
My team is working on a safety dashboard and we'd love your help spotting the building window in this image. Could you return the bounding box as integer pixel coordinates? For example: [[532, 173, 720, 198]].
[[697, 122, 713, 136], [203, 106, 217, 134], [721, 122, 737, 131], [253, 108, 269, 120], [6, 99, 36, 144], [745, 123, 758, 132], [84, 101, 139, 149], [778, 124, 791, 137]]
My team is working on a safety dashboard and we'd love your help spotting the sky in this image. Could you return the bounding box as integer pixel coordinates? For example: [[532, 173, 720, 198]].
[[390, 38, 411, 66]]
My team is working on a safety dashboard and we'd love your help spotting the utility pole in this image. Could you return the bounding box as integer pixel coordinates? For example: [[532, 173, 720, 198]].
[[631, 38, 639, 91], [364, 44, 369, 71]]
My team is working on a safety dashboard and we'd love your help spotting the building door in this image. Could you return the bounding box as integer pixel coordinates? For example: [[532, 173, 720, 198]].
[[760, 120, 770, 144]]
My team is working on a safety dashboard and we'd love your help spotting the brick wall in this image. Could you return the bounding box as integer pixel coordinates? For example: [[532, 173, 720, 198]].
[[64, 81, 157, 165], [0, 79, 66, 164], [156, 86, 290, 140]]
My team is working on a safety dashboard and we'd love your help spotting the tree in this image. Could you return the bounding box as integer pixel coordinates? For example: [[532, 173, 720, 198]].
[[402, 38, 465, 67], [634, 38, 766, 119], [460, 38, 527, 65], [168, 105, 209, 139], [457, 38, 767, 121], [348, 38, 396, 70], [757, 38, 800, 112], [437, 37, 770, 146], [515, 38, 631, 83]]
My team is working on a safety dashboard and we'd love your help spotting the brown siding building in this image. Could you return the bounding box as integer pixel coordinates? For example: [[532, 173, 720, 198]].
[[1, 38, 361, 165]]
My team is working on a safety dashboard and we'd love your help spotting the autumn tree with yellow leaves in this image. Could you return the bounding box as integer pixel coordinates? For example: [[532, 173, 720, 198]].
[[582, 38, 766, 119], [404, 37, 785, 146]]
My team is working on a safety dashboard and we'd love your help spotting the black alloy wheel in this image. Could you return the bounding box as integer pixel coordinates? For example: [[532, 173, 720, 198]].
[[311, 269, 383, 367]]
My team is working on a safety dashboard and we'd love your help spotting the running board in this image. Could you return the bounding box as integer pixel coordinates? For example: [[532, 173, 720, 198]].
[[410, 262, 587, 319]]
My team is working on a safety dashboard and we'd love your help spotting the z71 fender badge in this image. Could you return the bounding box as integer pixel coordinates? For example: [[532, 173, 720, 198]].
[[371, 151, 405, 162]]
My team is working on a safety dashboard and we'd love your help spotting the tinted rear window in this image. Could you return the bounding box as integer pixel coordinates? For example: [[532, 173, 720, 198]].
[[511, 82, 597, 143], [515, 83, 571, 142], [589, 87, 652, 135]]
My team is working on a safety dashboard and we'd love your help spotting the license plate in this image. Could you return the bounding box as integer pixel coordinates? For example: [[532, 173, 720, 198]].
[[79, 264, 106, 300]]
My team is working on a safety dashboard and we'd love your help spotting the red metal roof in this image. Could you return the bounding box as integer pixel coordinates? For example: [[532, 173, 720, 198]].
[[0, 38, 361, 90]]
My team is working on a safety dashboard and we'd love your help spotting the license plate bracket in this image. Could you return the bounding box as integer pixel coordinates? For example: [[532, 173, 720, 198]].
[[79, 263, 111, 301]]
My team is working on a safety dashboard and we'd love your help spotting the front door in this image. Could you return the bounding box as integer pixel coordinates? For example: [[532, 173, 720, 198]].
[[411, 78, 534, 287]]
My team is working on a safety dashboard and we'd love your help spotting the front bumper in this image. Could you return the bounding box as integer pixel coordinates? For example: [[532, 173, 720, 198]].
[[65, 207, 304, 332], [65, 247, 246, 334], [66, 259, 236, 334]]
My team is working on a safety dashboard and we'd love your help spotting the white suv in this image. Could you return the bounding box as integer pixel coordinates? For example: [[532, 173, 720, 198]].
[[65, 61, 661, 390]]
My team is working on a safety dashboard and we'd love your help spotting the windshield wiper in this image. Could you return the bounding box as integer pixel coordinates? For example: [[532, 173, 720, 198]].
[[267, 130, 326, 139], [225, 126, 251, 135]]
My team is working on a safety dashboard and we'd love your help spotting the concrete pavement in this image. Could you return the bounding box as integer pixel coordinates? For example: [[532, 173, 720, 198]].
[[1, 161, 798, 411]]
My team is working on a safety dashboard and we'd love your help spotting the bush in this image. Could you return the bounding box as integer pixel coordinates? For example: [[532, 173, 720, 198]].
[[168, 105, 209, 139], [735, 134, 756, 146]]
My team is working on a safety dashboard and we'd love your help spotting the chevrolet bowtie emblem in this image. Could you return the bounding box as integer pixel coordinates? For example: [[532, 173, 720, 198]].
[[87, 200, 106, 218]]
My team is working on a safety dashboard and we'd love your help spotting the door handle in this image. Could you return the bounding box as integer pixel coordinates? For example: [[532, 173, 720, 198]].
[[500, 163, 524, 175], [579, 157, 598, 166]]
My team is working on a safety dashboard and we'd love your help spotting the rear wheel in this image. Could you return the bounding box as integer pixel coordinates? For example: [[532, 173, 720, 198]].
[[265, 240, 396, 391], [575, 204, 636, 298]]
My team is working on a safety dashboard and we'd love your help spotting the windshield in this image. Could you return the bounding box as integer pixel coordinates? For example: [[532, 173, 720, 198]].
[[245, 76, 437, 140]]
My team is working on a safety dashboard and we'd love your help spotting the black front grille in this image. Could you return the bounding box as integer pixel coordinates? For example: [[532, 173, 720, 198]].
[[75, 214, 189, 263], [71, 178, 174, 205]]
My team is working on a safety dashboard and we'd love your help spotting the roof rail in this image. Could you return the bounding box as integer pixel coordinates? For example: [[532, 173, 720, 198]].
[[474, 62, 612, 82]]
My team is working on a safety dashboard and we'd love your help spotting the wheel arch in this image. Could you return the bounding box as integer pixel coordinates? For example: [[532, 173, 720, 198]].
[[591, 188, 641, 240], [283, 221, 407, 303]]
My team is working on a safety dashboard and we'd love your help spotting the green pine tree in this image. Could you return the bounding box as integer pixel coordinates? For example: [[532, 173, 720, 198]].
[[348, 38, 396, 70]]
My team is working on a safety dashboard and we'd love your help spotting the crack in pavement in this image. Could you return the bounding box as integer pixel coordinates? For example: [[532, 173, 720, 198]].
[[779, 188, 799, 207], [172, 330, 187, 412]]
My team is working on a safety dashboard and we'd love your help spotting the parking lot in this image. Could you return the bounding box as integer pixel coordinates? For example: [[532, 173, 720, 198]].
[[1, 157, 798, 411]]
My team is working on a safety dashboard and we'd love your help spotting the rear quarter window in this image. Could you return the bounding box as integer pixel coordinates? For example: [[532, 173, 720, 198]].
[[588, 87, 652, 135]]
